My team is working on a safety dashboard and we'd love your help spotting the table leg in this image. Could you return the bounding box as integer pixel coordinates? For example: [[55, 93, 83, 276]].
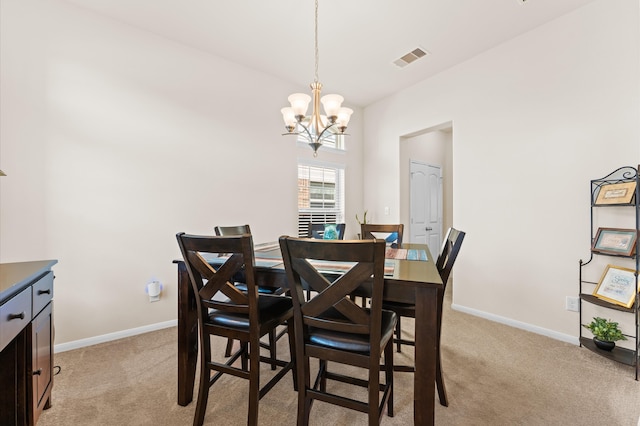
[[413, 286, 437, 426], [177, 262, 198, 406]]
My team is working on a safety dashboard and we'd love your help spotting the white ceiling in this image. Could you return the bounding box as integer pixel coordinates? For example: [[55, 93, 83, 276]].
[[62, 0, 597, 107]]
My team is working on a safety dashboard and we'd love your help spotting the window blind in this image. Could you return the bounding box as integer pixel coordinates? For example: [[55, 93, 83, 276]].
[[297, 163, 344, 237]]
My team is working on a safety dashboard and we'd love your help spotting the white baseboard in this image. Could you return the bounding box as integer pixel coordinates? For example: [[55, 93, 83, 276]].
[[451, 303, 580, 346], [54, 319, 177, 353], [54, 306, 579, 353]]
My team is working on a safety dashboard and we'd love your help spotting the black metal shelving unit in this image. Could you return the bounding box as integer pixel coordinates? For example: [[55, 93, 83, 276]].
[[578, 165, 639, 380]]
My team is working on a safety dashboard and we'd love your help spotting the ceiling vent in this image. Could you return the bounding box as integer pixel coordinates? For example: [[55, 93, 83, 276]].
[[393, 47, 429, 68]]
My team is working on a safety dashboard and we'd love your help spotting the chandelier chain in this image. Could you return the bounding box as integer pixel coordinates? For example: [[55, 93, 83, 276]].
[[314, 0, 319, 83]]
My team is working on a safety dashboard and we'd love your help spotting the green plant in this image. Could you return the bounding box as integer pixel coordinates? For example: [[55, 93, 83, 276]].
[[356, 210, 369, 225], [583, 317, 627, 342]]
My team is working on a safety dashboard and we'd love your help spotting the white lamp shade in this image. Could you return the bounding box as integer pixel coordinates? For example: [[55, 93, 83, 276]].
[[336, 107, 353, 127], [281, 107, 297, 127], [320, 94, 344, 117], [288, 93, 311, 117]]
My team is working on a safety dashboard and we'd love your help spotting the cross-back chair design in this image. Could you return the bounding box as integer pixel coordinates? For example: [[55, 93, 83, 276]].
[[382, 227, 465, 407], [176, 232, 294, 426], [304, 223, 346, 300], [356, 224, 405, 307], [279, 236, 395, 425], [307, 223, 346, 240], [360, 224, 404, 247], [214, 225, 285, 363]]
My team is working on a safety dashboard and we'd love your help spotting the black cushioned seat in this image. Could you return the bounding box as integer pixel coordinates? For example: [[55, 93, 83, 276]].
[[209, 295, 293, 329], [309, 310, 396, 353]]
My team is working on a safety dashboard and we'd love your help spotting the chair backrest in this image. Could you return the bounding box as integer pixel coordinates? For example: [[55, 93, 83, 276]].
[[279, 237, 386, 353], [176, 232, 258, 325], [214, 224, 251, 236], [436, 227, 465, 286], [360, 224, 404, 246], [307, 223, 346, 240]]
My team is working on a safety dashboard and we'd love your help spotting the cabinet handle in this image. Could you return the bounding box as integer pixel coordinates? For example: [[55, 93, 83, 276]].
[[38, 289, 51, 295], [9, 312, 25, 320], [33, 369, 42, 376]]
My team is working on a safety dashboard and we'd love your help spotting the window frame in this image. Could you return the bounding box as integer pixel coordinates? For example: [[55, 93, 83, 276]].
[[297, 159, 346, 238]]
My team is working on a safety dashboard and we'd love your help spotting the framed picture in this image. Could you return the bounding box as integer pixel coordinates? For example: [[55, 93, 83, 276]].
[[591, 228, 638, 256], [594, 181, 636, 205], [593, 265, 638, 308]]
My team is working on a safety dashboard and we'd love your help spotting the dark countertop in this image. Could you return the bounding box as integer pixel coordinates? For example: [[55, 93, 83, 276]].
[[0, 260, 58, 305]]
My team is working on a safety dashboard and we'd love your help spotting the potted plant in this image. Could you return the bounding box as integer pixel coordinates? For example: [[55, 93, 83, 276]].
[[356, 210, 368, 239], [356, 210, 369, 225], [583, 317, 627, 351]]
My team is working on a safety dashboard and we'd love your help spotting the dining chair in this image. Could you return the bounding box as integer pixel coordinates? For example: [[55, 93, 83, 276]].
[[360, 224, 404, 247], [304, 223, 346, 300], [382, 227, 465, 407], [279, 236, 395, 425], [357, 223, 405, 307], [215, 225, 285, 365], [307, 223, 346, 240], [176, 232, 294, 426]]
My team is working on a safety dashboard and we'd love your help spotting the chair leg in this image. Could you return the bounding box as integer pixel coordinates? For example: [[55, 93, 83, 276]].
[[395, 317, 402, 353], [368, 361, 381, 425], [193, 337, 211, 426], [318, 360, 327, 392], [241, 342, 248, 371], [268, 329, 277, 370], [385, 337, 394, 417], [247, 338, 261, 426], [224, 338, 234, 357], [435, 288, 448, 406], [296, 355, 311, 426], [436, 349, 448, 407], [287, 320, 298, 391]]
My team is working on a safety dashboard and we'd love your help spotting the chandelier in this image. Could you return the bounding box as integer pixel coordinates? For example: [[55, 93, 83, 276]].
[[280, 0, 353, 157]]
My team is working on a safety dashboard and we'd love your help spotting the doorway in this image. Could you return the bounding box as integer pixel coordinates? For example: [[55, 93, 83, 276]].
[[399, 123, 453, 253]]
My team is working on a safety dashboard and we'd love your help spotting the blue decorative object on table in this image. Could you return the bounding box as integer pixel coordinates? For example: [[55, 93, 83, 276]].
[[323, 224, 339, 240], [385, 232, 398, 243]]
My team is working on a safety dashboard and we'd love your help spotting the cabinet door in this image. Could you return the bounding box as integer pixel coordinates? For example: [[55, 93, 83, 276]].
[[31, 302, 53, 424]]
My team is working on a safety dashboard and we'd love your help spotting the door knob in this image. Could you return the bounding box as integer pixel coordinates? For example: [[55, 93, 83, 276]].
[[426, 227, 433, 231]]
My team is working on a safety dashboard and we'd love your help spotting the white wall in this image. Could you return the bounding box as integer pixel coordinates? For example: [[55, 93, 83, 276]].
[[0, 0, 364, 345], [364, 0, 640, 342]]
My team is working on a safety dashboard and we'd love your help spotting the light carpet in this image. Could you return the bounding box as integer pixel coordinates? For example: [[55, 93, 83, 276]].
[[38, 288, 640, 425]]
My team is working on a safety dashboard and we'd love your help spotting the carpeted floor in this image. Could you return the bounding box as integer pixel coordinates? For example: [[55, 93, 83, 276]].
[[38, 288, 640, 425]]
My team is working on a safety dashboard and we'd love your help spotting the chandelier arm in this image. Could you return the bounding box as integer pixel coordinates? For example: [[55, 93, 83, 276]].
[[297, 122, 315, 143], [316, 124, 337, 142]]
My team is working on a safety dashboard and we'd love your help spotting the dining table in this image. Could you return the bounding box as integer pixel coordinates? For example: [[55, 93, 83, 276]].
[[174, 241, 443, 426]]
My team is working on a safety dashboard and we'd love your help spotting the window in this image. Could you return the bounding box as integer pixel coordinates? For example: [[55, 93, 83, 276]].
[[297, 162, 345, 237], [297, 133, 345, 151]]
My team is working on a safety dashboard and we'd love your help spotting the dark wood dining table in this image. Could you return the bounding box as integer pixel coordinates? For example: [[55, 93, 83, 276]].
[[174, 242, 443, 426]]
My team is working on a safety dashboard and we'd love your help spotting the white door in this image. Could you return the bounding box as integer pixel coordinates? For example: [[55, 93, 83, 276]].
[[410, 161, 442, 252]]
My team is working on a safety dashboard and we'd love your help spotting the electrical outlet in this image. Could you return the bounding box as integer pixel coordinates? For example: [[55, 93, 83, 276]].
[[566, 296, 579, 312]]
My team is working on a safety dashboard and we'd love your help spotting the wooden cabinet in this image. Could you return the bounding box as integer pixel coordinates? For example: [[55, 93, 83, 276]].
[[31, 301, 53, 424], [0, 261, 57, 425]]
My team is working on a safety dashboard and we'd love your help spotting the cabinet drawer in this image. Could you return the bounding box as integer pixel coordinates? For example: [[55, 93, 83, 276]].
[[0, 287, 32, 351], [32, 272, 54, 316]]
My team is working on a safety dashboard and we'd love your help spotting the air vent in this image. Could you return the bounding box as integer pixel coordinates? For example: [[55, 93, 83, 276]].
[[393, 47, 429, 68]]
